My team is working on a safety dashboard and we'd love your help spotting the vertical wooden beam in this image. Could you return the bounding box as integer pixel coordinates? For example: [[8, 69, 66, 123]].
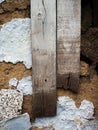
[[57, 0, 81, 92], [31, 0, 56, 117]]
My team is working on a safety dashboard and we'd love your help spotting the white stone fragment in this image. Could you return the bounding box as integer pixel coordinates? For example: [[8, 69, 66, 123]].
[[33, 96, 95, 130], [17, 76, 32, 95], [79, 100, 94, 119], [0, 0, 4, 3], [9, 78, 18, 87], [58, 96, 77, 109], [0, 18, 32, 69], [9, 76, 33, 95], [0, 89, 23, 122], [0, 113, 32, 130]]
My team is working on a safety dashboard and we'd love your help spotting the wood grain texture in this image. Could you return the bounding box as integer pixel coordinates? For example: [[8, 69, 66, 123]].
[[31, 0, 56, 117], [57, 0, 81, 92]]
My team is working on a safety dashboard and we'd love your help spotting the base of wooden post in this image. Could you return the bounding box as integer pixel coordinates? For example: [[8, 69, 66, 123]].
[[33, 88, 56, 117], [57, 73, 79, 93]]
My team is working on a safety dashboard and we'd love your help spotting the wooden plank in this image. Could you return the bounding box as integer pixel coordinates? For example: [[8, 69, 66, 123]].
[[57, 0, 81, 92], [31, 0, 56, 117]]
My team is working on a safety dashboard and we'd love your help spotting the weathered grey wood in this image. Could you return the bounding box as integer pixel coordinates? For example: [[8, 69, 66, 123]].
[[31, 0, 56, 117], [57, 0, 81, 92]]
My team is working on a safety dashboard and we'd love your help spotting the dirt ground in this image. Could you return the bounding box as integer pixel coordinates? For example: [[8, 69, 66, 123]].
[[0, 62, 32, 89]]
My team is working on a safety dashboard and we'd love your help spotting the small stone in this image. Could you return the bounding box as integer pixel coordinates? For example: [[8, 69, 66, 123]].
[[17, 76, 32, 95], [80, 61, 90, 76], [9, 78, 18, 87], [0, 113, 32, 130], [0, 89, 23, 122]]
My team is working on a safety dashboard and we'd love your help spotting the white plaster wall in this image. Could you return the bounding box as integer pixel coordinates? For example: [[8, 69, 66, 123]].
[[9, 76, 33, 95], [0, 18, 32, 69]]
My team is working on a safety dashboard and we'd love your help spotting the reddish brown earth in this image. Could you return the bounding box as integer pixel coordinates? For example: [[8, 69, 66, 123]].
[[0, 0, 30, 24], [0, 62, 31, 89]]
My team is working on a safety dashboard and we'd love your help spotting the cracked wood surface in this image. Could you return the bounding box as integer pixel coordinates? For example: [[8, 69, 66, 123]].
[[31, 0, 56, 117], [57, 0, 81, 92]]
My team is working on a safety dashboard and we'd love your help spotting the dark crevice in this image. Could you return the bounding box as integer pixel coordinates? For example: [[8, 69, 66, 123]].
[[80, 54, 92, 65], [45, 79, 47, 82], [81, 0, 91, 7], [95, 63, 98, 74], [67, 74, 70, 88]]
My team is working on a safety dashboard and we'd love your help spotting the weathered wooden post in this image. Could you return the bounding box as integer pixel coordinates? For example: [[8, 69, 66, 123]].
[[57, 0, 81, 92], [31, 0, 56, 117]]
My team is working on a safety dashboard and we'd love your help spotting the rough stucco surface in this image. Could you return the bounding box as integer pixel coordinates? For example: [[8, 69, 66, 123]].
[[0, 18, 32, 69], [33, 96, 96, 130], [0, 89, 23, 122], [9, 76, 33, 95]]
